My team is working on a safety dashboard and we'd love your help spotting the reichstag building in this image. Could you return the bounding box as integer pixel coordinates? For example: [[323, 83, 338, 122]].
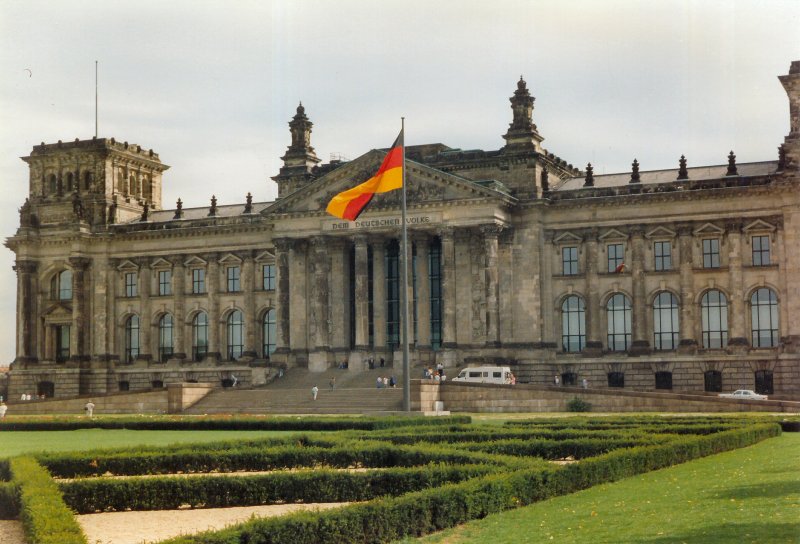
[[5, 61, 799, 399]]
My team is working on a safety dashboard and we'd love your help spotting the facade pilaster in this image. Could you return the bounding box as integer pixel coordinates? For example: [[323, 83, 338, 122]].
[[677, 224, 698, 351], [439, 227, 456, 348], [481, 224, 502, 347], [328, 238, 349, 353], [726, 221, 748, 348], [630, 226, 650, 353], [310, 236, 330, 350], [584, 229, 602, 352], [69, 257, 91, 361], [172, 259, 186, 359], [242, 252, 257, 358], [14, 260, 37, 361], [273, 238, 292, 353], [206, 255, 221, 361], [414, 234, 431, 349]]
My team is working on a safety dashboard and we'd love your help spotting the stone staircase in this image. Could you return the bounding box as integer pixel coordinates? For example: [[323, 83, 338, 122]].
[[184, 367, 405, 414]]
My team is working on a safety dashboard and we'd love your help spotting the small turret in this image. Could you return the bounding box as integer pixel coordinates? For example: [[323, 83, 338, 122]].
[[778, 60, 800, 172], [272, 102, 321, 197], [501, 77, 544, 154]]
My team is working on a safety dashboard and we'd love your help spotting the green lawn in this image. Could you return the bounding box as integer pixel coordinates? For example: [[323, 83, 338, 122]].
[[0, 429, 304, 458], [409, 433, 800, 544]]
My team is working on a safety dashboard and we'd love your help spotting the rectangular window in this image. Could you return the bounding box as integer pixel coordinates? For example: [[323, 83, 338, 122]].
[[607, 243, 624, 273], [751, 235, 770, 266], [55, 325, 70, 363], [654, 241, 672, 271], [192, 269, 205, 294], [562, 246, 578, 275], [262, 264, 275, 290], [158, 270, 172, 296], [227, 266, 241, 293], [702, 239, 720, 268], [124, 272, 138, 297]]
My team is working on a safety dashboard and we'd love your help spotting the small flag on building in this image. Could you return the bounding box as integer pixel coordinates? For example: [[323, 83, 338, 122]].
[[614, 262, 626, 273], [326, 131, 404, 221]]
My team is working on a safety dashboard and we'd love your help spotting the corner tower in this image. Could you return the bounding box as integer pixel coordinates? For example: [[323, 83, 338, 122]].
[[502, 77, 544, 154], [272, 103, 321, 197], [779, 60, 800, 172]]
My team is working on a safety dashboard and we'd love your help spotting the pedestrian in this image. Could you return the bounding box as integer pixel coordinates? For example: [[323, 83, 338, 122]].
[[380, 357, 385, 368], [278, 367, 284, 378], [85, 400, 95, 418], [554, 375, 560, 386], [382, 376, 389, 387], [231, 374, 238, 387], [436, 362, 443, 374], [510, 372, 517, 385], [329, 377, 336, 390], [581, 378, 588, 389], [389, 375, 396, 388], [368, 358, 374, 370], [311, 385, 319, 400], [0, 401, 7, 419], [376, 376, 383, 389]]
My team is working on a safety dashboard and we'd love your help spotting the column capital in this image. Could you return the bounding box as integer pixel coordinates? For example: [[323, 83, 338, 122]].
[[436, 226, 455, 240], [310, 235, 328, 251], [68, 256, 91, 270], [675, 222, 694, 237], [725, 220, 743, 233], [13, 260, 38, 274], [273, 237, 293, 253], [628, 225, 645, 237], [353, 234, 369, 247], [480, 223, 505, 239]]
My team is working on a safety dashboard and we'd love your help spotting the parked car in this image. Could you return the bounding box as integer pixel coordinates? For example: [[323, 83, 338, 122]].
[[718, 389, 768, 400]]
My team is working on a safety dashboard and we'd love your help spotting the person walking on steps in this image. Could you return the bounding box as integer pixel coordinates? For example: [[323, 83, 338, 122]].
[[329, 377, 336, 391], [311, 385, 319, 400]]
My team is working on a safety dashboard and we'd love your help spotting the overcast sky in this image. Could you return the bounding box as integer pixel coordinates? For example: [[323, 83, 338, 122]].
[[0, 0, 798, 364]]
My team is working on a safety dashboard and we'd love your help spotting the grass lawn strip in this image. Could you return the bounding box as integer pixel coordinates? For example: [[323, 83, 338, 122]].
[[411, 433, 800, 544]]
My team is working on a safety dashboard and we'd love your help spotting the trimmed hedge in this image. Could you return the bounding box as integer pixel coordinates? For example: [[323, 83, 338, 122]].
[[0, 482, 19, 520], [0, 414, 471, 432], [10, 456, 87, 544], [60, 464, 498, 513], [156, 422, 780, 544]]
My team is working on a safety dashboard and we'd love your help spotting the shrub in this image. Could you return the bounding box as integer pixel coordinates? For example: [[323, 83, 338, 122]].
[[0, 482, 19, 519], [566, 396, 592, 412]]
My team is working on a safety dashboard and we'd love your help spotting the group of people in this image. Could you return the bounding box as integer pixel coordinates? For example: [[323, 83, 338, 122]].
[[553, 375, 589, 388], [424, 362, 447, 381], [18, 393, 45, 401], [376, 375, 397, 388]]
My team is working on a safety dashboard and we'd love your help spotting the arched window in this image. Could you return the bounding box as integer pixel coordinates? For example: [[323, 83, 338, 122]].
[[227, 310, 244, 360], [52, 270, 73, 300], [606, 293, 631, 351], [48, 174, 57, 194], [701, 290, 728, 348], [561, 295, 586, 352], [83, 171, 92, 190], [653, 292, 679, 350], [125, 315, 140, 363], [130, 174, 138, 196], [751, 288, 778, 348], [262, 309, 276, 357], [192, 312, 208, 362], [66, 172, 74, 192], [158, 314, 174, 362]]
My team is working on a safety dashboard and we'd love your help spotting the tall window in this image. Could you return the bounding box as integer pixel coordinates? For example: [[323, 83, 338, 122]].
[[751, 235, 770, 266], [192, 268, 205, 294], [158, 270, 172, 296], [262, 264, 275, 290], [227, 266, 241, 292], [702, 239, 720, 268], [226, 310, 244, 360], [125, 272, 138, 297], [653, 292, 679, 350], [48, 174, 57, 194], [262, 309, 276, 357], [386, 240, 400, 349], [751, 288, 778, 348], [607, 243, 624, 272], [562, 246, 578, 275], [158, 314, 174, 362], [654, 241, 672, 271], [55, 325, 70, 362], [701, 290, 728, 348], [56, 270, 73, 300], [606, 293, 632, 351], [429, 238, 443, 350], [561, 295, 586, 352], [192, 312, 208, 361], [125, 315, 140, 363]]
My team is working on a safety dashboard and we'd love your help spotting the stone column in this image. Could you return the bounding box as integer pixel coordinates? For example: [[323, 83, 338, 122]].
[[14, 260, 38, 362], [414, 234, 431, 350], [629, 226, 650, 354], [584, 229, 602, 353], [726, 221, 747, 349], [677, 224, 697, 352], [137, 258, 151, 361], [328, 239, 349, 353], [353, 235, 370, 349], [308, 237, 330, 371], [371, 236, 387, 351], [481, 224, 502, 347], [440, 227, 456, 348], [206, 254, 221, 361], [69, 257, 91, 362], [273, 239, 292, 354], [242, 252, 257, 358], [173, 259, 186, 359]]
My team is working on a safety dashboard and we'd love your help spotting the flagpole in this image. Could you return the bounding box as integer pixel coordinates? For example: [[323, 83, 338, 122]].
[[400, 117, 411, 412]]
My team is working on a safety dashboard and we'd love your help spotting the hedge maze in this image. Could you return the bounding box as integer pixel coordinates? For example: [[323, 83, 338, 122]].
[[0, 415, 782, 544]]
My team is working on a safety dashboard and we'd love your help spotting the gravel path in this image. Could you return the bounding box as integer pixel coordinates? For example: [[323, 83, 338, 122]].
[[0, 520, 25, 544], [77, 502, 348, 544]]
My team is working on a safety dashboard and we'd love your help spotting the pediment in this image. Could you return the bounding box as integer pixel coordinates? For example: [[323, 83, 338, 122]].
[[742, 219, 775, 233], [264, 150, 513, 216], [553, 231, 582, 244], [598, 228, 628, 241], [693, 222, 724, 236], [218, 253, 243, 265], [255, 250, 275, 263], [43, 303, 72, 318], [151, 258, 173, 269], [645, 226, 676, 239], [117, 259, 139, 272], [184, 256, 207, 267]]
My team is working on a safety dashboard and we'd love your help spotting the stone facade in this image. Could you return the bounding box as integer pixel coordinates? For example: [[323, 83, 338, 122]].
[[5, 62, 800, 400]]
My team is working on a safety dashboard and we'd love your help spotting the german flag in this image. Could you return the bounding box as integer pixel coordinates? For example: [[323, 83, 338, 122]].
[[326, 131, 403, 220]]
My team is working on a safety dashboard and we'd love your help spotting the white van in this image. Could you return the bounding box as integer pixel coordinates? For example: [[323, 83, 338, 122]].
[[452, 366, 513, 384]]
